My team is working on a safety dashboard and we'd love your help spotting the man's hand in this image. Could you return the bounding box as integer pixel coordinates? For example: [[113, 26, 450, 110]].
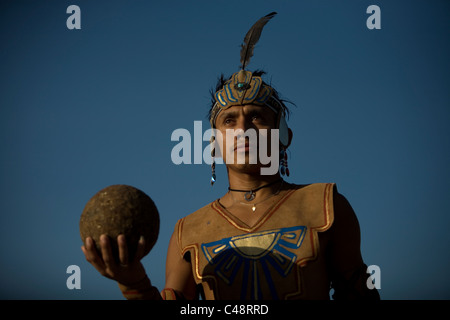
[[81, 234, 148, 286]]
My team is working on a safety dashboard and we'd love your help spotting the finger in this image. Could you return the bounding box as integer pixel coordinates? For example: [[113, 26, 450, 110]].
[[83, 237, 102, 263], [133, 235, 146, 262], [83, 237, 107, 273], [81, 244, 88, 256], [117, 234, 129, 265], [100, 234, 116, 268]]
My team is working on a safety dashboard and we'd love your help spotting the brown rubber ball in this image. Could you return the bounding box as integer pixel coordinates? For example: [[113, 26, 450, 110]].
[[80, 184, 160, 263]]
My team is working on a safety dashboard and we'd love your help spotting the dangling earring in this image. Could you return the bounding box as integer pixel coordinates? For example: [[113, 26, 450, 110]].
[[211, 160, 216, 186], [210, 136, 216, 186], [280, 148, 290, 177]]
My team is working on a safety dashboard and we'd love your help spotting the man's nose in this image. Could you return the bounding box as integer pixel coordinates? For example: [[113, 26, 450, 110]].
[[235, 116, 253, 132]]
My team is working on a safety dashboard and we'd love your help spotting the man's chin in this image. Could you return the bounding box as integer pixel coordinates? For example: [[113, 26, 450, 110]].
[[226, 162, 266, 174]]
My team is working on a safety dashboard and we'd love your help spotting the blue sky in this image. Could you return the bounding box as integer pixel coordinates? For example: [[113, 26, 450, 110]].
[[0, 0, 449, 299]]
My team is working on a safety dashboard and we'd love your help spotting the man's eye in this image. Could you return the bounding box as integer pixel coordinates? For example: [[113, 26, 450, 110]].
[[251, 114, 263, 122]]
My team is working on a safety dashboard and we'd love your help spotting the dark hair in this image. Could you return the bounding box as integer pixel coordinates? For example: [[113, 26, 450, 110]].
[[207, 70, 294, 121]]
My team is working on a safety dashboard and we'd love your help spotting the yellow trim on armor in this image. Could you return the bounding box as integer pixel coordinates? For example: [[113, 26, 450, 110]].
[[211, 188, 297, 233]]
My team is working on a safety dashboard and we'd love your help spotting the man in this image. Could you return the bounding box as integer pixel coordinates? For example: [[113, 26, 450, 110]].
[[82, 13, 380, 300]]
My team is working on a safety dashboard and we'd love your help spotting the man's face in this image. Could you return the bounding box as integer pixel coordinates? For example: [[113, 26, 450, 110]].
[[213, 104, 278, 171]]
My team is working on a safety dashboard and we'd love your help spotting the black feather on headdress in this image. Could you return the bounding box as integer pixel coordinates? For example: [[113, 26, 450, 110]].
[[239, 12, 277, 70]]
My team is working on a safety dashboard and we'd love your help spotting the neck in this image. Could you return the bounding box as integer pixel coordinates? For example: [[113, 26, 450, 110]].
[[227, 169, 282, 201]]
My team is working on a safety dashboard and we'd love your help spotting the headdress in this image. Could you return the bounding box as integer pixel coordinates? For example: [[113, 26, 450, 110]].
[[209, 12, 290, 147], [210, 12, 291, 185]]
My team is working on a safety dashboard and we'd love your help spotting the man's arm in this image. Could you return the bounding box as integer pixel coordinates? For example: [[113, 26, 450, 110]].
[[82, 234, 162, 300], [164, 230, 198, 300], [328, 190, 380, 300], [82, 230, 197, 300]]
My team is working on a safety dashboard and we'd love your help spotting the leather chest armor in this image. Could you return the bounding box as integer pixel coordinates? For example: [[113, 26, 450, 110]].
[[175, 183, 335, 300]]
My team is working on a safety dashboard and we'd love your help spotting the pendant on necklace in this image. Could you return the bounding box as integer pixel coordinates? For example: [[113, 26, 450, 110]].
[[245, 191, 256, 201], [252, 204, 256, 212]]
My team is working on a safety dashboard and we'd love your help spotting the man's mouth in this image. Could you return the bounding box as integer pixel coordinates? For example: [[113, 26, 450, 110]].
[[234, 143, 251, 152]]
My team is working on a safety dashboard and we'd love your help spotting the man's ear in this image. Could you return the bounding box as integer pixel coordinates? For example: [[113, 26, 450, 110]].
[[278, 127, 293, 150], [286, 128, 293, 148], [278, 116, 290, 147]]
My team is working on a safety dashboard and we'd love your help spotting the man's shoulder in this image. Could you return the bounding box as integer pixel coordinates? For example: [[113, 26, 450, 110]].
[[282, 182, 336, 230], [298, 182, 335, 189], [289, 182, 336, 197]]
